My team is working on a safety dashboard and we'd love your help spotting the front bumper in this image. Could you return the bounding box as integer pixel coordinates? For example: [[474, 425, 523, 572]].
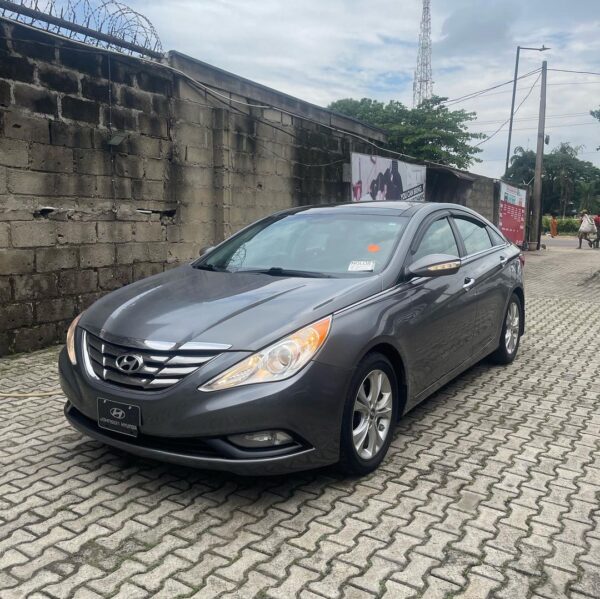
[[59, 346, 351, 475]]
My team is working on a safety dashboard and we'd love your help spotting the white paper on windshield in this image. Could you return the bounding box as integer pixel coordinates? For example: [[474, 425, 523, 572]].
[[348, 260, 375, 272]]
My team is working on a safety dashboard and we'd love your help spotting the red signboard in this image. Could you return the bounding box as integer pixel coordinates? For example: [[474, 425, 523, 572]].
[[498, 182, 527, 245]]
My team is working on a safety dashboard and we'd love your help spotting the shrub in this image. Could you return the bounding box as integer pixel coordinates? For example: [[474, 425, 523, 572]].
[[542, 215, 580, 235]]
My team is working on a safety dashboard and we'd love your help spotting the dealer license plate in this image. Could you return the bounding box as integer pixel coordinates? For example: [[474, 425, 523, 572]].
[[97, 398, 140, 437]]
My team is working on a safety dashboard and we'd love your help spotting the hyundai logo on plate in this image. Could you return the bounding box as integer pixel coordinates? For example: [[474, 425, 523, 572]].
[[115, 353, 144, 373], [109, 407, 126, 420]]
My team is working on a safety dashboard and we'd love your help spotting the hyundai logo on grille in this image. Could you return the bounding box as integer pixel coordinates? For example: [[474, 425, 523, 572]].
[[110, 407, 126, 420], [115, 353, 144, 373]]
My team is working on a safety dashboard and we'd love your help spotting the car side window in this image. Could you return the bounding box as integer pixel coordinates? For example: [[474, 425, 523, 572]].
[[488, 227, 506, 246], [454, 217, 493, 255], [413, 218, 459, 262]]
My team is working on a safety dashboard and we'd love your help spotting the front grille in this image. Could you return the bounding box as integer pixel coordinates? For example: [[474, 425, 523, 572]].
[[83, 331, 222, 391]]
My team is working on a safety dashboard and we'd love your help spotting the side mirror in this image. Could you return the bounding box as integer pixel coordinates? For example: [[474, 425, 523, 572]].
[[408, 254, 461, 279], [199, 245, 215, 257]]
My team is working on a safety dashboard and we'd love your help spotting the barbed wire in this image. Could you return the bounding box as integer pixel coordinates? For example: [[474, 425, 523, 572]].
[[0, 0, 163, 57]]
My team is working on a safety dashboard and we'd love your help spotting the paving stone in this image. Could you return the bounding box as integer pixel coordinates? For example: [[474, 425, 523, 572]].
[[266, 565, 321, 599]]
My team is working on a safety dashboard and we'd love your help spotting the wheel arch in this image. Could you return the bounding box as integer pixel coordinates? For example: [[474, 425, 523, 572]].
[[361, 341, 409, 419]]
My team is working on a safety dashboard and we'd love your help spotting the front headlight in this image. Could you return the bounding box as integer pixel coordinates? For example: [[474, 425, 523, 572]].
[[66, 313, 83, 365], [200, 315, 332, 392]]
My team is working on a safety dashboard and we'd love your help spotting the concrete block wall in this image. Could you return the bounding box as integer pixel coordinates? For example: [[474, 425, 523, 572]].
[[0, 20, 188, 354], [0, 19, 386, 354], [466, 176, 497, 224], [426, 168, 500, 226]]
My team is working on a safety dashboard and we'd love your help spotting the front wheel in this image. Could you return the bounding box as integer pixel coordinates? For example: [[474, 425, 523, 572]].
[[489, 294, 522, 364], [339, 353, 398, 476]]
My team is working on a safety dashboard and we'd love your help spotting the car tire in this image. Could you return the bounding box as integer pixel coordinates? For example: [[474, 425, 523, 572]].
[[338, 353, 398, 476], [489, 293, 522, 365]]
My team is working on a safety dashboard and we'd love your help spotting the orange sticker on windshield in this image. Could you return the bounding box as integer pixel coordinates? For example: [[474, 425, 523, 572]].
[[367, 244, 381, 253]]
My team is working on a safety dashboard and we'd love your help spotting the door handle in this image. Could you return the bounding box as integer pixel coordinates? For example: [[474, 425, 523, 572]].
[[499, 255, 508, 266], [463, 277, 476, 291]]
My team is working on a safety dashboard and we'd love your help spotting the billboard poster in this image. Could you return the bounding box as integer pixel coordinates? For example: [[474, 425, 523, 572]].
[[351, 153, 426, 202], [498, 182, 527, 245]]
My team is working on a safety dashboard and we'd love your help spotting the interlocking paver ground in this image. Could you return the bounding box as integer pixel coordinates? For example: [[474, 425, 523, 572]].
[[1, 242, 599, 599]]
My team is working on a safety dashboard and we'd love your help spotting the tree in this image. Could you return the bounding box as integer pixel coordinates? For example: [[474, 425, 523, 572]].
[[591, 107, 600, 150], [503, 146, 535, 186], [504, 142, 600, 215], [578, 181, 598, 213], [328, 96, 484, 169]]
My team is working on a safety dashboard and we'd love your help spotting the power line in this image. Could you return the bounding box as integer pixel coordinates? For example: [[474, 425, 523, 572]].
[[549, 68, 600, 76], [481, 149, 600, 162], [474, 72, 541, 148], [474, 121, 598, 134], [547, 81, 600, 86], [442, 69, 541, 106], [445, 80, 600, 105], [443, 71, 600, 107], [473, 112, 590, 125]]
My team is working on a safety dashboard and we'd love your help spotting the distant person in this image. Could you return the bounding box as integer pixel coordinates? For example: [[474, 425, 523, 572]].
[[578, 210, 595, 248], [550, 214, 558, 238], [594, 213, 600, 249]]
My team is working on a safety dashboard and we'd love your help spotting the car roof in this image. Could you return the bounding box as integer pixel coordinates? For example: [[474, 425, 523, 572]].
[[282, 201, 480, 219]]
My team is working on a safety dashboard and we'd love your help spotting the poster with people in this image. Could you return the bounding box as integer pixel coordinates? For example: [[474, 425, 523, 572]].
[[498, 182, 527, 245], [351, 153, 426, 203]]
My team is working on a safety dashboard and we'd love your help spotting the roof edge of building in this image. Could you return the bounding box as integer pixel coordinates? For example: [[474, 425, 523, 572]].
[[168, 50, 387, 142]]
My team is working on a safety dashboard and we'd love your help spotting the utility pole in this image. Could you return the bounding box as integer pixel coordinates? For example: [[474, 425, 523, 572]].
[[529, 60, 547, 250], [505, 45, 549, 174]]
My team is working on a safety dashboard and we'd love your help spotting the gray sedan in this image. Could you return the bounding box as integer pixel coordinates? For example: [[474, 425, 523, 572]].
[[59, 201, 524, 475]]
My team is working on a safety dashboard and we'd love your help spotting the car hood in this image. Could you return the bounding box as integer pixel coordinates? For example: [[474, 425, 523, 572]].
[[80, 264, 382, 351]]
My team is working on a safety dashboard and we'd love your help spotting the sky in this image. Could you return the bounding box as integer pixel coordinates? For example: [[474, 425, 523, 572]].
[[133, 0, 600, 179]]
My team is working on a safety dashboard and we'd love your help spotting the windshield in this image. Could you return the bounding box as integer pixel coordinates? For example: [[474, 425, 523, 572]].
[[195, 212, 408, 277]]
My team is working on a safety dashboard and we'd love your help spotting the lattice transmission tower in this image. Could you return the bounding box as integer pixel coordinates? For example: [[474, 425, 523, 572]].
[[413, 0, 433, 107]]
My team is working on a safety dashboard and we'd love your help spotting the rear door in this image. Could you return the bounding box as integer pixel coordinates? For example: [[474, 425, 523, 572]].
[[450, 214, 511, 355], [400, 213, 477, 401]]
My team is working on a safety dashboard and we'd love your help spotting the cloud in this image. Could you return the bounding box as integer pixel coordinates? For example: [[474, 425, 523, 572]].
[[435, 1, 519, 62], [131, 0, 600, 178]]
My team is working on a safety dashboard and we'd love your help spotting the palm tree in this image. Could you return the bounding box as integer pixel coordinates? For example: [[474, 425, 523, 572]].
[[578, 181, 597, 213]]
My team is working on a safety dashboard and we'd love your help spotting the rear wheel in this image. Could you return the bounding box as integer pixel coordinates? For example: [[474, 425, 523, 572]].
[[489, 294, 522, 364], [339, 353, 398, 475]]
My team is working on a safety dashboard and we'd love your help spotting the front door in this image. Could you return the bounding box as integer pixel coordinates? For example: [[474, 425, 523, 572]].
[[397, 215, 477, 402]]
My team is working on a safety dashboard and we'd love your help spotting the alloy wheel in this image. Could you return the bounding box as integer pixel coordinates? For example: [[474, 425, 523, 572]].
[[505, 301, 520, 354], [352, 369, 393, 460]]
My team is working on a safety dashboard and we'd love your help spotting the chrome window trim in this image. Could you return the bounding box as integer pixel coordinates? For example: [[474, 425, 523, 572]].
[[459, 246, 502, 262]]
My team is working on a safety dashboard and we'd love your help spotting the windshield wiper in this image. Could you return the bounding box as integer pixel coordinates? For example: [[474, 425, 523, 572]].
[[240, 267, 332, 278], [193, 263, 229, 272]]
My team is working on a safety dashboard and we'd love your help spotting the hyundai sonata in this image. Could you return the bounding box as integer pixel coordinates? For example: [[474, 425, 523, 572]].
[[60, 201, 524, 475]]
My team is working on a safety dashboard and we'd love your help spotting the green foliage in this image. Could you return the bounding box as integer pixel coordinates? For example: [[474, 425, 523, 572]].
[[578, 181, 597, 212], [328, 96, 484, 170], [542, 215, 580, 235], [504, 146, 535, 186], [504, 142, 600, 216], [592, 107, 600, 150]]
